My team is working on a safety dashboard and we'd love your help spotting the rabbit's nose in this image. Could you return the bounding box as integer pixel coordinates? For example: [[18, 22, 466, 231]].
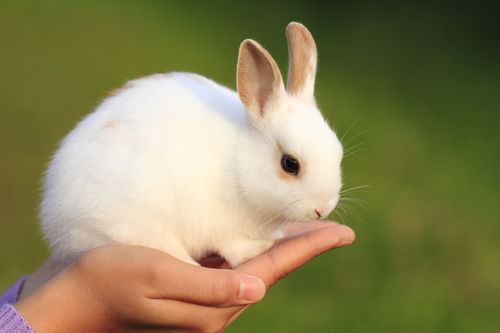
[[314, 198, 337, 220], [314, 207, 328, 220]]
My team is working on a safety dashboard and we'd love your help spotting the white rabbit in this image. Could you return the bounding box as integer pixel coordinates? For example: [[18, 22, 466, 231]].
[[40, 22, 343, 268]]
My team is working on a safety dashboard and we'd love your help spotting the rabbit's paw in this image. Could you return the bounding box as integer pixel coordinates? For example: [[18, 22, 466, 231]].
[[220, 238, 275, 268]]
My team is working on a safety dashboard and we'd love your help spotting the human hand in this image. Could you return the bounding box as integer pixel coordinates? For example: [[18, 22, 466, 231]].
[[15, 222, 354, 332]]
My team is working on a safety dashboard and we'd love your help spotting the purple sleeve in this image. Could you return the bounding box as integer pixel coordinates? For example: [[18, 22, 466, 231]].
[[0, 278, 35, 332], [0, 277, 27, 306], [0, 305, 34, 333]]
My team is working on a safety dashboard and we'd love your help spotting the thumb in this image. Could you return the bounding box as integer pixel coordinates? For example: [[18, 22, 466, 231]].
[[183, 270, 267, 307], [150, 256, 267, 307]]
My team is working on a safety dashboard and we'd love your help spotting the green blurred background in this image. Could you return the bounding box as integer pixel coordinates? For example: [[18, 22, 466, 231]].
[[1, 1, 499, 332]]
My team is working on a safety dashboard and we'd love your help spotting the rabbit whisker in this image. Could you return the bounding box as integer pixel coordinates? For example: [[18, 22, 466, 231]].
[[342, 127, 372, 148], [340, 114, 365, 144], [339, 185, 370, 194]]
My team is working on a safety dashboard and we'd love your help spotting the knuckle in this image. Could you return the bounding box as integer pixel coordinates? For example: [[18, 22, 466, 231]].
[[142, 259, 165, 286]]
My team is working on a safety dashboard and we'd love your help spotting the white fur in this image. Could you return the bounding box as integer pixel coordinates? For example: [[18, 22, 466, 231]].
[[41, 24, 343, 267]]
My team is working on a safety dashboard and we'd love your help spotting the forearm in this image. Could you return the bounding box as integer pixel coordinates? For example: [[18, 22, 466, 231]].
[[15, 268, 106, 333]]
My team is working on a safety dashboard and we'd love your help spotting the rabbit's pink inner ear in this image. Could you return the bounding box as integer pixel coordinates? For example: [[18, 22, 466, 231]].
[[286, 22, 317, 104], [237, 39, 284, 118]]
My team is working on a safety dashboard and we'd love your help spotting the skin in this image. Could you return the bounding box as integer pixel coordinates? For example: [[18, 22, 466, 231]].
[[15, 222, 355, 333]]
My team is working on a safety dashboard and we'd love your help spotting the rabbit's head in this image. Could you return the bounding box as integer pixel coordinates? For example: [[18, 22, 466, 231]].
[[235, 22, 343, 224]]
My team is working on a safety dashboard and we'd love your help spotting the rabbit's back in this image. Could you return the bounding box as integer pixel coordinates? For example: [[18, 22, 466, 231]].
[[41, 72, 247, 259]]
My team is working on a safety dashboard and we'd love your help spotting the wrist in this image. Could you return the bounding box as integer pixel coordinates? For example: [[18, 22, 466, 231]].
[[16, 269, 104, 333]]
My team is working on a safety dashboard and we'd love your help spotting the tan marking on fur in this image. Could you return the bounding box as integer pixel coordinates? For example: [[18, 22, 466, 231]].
[[277, 167, 297, 182], [105, 81, 135, 99], [104, 120, 117, 129], [275, 143, 300, 183], [286, 22, 317, 103], [237, 39, 283, 116]]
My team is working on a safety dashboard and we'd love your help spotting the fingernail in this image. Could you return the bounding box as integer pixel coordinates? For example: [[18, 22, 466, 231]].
[[239, 275, 266, 302]]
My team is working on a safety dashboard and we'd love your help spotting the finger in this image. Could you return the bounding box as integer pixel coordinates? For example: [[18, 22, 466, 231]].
[[137, 298, 239, 332], [143, 253, 266, 307], [236, 224, 355, 287], [282, 221, 340, 237]]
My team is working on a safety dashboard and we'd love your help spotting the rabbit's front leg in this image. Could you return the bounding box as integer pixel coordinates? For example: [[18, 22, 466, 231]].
[[219, 237, 275, 268]]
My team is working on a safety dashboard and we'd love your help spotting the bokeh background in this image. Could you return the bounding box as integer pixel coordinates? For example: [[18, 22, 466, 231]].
[[1, 1, 499, 332]]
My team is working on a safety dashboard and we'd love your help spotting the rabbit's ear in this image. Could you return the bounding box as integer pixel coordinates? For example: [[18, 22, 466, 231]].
[[286, 22, 317, 104], [237, 39, 285, 119]]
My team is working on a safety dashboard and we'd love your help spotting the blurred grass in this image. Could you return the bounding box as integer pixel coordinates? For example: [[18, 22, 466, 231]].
[[1, 1, 499, 332]]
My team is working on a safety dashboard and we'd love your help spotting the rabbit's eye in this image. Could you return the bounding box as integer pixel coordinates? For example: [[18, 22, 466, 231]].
[[281, 154, 300, 175]]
